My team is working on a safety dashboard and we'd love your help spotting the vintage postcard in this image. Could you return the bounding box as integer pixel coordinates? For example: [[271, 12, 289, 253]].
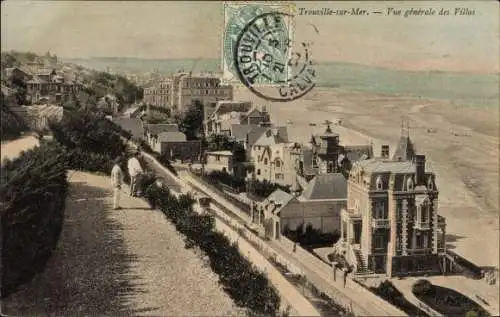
[[1, 1, 498, 317]]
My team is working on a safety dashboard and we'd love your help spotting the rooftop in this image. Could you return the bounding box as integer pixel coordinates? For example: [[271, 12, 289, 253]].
[[354, 158, 434, 174], [144, 123, 179, 135], [300, 173, 347, 200], [157, 131, 187, 142], [112, 117, 144, 140]]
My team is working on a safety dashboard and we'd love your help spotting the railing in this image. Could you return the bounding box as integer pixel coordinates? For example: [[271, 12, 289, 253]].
[[371, 218, 390, 229]]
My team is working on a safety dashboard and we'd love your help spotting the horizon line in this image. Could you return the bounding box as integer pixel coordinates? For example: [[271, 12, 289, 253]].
[[60, 56, 500, 76]]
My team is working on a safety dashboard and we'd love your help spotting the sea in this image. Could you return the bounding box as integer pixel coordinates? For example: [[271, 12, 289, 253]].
[[64, 57, 499, 110]]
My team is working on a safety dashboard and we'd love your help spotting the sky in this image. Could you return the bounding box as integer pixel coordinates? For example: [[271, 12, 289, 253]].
[[1, 0, 499, 73]]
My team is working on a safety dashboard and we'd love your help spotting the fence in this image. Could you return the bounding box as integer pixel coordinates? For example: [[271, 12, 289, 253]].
[[188, 171, 251, 215]]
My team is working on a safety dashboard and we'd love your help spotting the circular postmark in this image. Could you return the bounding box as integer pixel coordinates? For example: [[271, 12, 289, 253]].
[[233, 12, 316, 102]]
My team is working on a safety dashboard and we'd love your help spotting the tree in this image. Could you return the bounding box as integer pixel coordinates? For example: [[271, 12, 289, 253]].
[[178, 100, 204, 140]]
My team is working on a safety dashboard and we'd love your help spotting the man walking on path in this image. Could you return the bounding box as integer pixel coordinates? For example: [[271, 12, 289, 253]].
[[127, 151, 143, 197], [111, 157, 125, 210]]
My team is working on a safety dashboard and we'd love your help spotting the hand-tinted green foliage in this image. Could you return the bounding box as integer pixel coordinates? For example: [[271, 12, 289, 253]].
[[205, 170, 246, 190], [370, 280, 430, 317], [1, 92, 28, 140], [177, 100, 204, 140], [50, 110, 126, 158], [143, 183, 281, 316], [205, 134, 246, 163], [247, 179, 291, 198], [283, 223, 340, 248], [1, 143, 69, 298]]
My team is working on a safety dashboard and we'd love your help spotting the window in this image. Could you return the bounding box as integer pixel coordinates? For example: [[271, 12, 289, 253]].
[[427, 177, 434, 190], [396, 236, 402, 251], [374, 201, 385, 219], [407, 177, 414, 191], [264, 158, 268, 165], [416, 232, 423, 248], [374, 235, 385, 249], [257, 169, 261, 175], [312, 155, 318, 168], [205, 90, 209, 95], [275, 173, 284, 180], [275, 160, 281, 168], [215, 155, 220, 161], [376, 176, 383, 190]]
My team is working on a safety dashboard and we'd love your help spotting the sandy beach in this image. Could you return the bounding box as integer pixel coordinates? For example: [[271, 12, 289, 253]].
[[234, 86, 499, 269]]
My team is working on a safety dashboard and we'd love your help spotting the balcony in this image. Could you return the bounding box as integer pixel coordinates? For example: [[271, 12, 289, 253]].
[[414, 220, 431, 230], [371, 218, 390, 229]]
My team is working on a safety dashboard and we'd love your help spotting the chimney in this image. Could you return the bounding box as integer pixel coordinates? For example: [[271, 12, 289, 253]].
[[415, 155, 426, 186], [381, 145, 390, 158]]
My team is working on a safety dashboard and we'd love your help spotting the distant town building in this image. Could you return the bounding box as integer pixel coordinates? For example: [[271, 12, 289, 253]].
[[4, 67, 33, 86], [142, 72, 233, 113], [337, 122, 447, 277], [143, 79, 171, 108], [26, 68, 82, 105], [204, 101, 270, 137]]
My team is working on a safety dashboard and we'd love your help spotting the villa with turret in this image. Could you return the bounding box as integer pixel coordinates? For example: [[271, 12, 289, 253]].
[[335, 121, 447, 277]]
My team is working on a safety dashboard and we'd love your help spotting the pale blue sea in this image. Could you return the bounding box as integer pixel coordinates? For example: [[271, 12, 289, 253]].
[[65, 57, 499, 110]]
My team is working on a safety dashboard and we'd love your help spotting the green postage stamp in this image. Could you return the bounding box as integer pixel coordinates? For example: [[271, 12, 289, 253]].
[[221, 1, 295, 86]]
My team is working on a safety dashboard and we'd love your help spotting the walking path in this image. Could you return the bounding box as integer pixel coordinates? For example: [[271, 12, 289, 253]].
[[140, 151, 321, 316], [3, 171, 245, 316], [1, 135, 39, 162], [140, 152, 406, 317]]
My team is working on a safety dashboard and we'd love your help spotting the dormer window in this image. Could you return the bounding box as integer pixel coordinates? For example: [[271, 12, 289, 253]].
[[264, 158, 268, 165], [407, 177, 414, 191], [376, 176, 383, 190]]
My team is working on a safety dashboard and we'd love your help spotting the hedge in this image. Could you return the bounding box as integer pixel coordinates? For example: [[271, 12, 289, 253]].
[[1, 143, 69, 298], [142, 180, 282, 316]]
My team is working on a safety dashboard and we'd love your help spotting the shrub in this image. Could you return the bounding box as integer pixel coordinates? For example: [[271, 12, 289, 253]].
[[144, 184, 281, 316], [283, 223, 340, 248], [371, 280, 430, 317], [49, 110, 126, 159], [247, 179, 290, 198], [205, 170, 245, 190], [1, 143, 69, 297], [412, 279, 434, 297]]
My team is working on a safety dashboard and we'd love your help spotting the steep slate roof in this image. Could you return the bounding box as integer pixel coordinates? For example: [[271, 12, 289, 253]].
[[231, 124, 261, 142], [144, 124, 179, 135], [112, 117, 144, 140], [300, 173, 347, 200], [392, 136, 416, 161], [254, 127, 288, 146], [157, 131, 186, 142], [354, 158, 434, 174], [265, 189, 295, 215], [246, 126, 270, 147]]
